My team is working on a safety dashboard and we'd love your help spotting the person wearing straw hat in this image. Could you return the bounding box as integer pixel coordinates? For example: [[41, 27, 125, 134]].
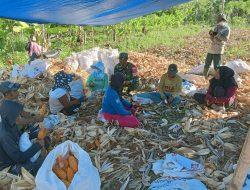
[[203, 13, 230, 77]]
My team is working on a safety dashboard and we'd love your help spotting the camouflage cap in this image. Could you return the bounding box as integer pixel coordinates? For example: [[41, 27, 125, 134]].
[[119, 52, 128, 60]]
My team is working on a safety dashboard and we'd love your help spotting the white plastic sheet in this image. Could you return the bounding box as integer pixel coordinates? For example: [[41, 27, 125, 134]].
[[148, 178, 207, 190], [179, 73, 207, 86], [188, 63, 213, 75], [187, 59, 250, 75], [19, 132, 41, 162], [11, 64, 24, 78], [11, 59, 50, 78], [152, 153, 204, 178], [97, 109, 107, 123], [132, 95, 153, 105], [43, 114, 76, 129], [35, 140, 101, 190], [182, 81, 197, 97]]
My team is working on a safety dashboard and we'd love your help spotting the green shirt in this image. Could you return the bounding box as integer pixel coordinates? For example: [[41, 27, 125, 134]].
[[86, 73, 109, 92]]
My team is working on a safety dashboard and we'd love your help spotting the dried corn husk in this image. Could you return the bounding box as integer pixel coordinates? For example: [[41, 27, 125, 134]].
[[1, 43, 250, 190]]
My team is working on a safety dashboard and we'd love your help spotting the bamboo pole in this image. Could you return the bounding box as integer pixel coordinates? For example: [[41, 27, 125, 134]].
[[84, 29, 87, 45], [41, 24, 45, 59], [229, 127, 250, 190], [112, 27, 116, 42], [92, 27, 94, 47], [221, 0, 225, 14]]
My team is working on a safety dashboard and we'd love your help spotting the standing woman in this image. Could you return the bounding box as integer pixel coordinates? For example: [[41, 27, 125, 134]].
[[49, 71, 84, 116], [101, 73, 140, 128]]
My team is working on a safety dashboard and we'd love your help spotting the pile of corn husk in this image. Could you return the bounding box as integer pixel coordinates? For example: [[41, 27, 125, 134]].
[[0, 51, 249, 190], [0, 167, 35, 190]]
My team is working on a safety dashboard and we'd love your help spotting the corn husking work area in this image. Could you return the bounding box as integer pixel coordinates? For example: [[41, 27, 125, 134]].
[[0, 29, 250, 190]]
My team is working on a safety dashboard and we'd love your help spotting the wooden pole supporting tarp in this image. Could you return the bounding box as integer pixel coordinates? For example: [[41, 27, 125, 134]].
[[229, 127, 250, 190]]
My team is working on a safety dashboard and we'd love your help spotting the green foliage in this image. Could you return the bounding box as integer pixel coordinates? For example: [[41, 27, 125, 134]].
[[225, 0, 250, 24], [0, 0, 249, 67], [107, 25, 205, 52]]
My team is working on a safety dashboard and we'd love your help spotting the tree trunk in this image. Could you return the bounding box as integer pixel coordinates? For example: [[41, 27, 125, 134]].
[[92, 27, 95, 47], [112, 27, 116, 42], [84, 29, 87, 45]]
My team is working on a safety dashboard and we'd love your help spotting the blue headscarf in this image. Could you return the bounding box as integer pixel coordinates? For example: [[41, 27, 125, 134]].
[[52, 71, 75, 91], [91, 61, 105, 79]]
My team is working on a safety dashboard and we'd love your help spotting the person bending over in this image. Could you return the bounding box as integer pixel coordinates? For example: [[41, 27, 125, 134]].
[[49, 71, 84, 116], [101, 73, 140, 128]]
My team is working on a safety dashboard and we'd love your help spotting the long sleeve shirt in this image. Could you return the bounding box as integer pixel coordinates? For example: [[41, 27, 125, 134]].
[[28, 42, 42, 56], [0, 123, 41, 170], [86, 73, 109, 93], [208, 21, 230, 54], [102, 87, 132, 115], [158, 73, 182, 98], [114, 62, 139, 85]]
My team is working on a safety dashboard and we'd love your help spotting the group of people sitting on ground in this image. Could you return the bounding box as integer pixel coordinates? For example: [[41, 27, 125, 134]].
[[0, 13, 236, 178]]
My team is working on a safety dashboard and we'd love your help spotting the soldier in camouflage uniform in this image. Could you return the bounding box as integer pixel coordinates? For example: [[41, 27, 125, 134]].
[[114, 52, 139, 94]]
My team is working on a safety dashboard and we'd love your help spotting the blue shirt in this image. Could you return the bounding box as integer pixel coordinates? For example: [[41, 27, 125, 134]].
[[102, 87, 132, 115]]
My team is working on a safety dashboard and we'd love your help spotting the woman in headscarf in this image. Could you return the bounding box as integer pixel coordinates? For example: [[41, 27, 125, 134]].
[[86, 61, 109, 97], [49, 71, 84, 115], [194, 66, 238, 107], [0, 100, 45, 176], [101, 72, 140, 128]]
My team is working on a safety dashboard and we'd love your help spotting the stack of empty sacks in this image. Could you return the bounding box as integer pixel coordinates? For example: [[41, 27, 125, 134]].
[[64, 47, 119, 76], [187, 59, 250, 87]]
